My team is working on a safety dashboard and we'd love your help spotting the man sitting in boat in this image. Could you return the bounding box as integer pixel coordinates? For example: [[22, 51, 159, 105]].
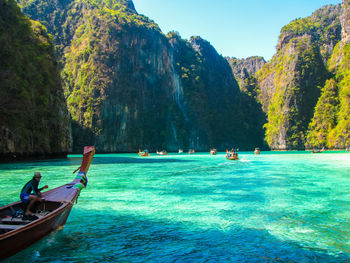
[[20, 172, 48, 220]]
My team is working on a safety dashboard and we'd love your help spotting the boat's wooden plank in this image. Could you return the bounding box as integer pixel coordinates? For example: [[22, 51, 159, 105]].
[[1, 218, 30, 224], [0, 224, 23, 230]]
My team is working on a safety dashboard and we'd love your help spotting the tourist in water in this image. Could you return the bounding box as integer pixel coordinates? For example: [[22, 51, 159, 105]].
[[20, 172, 48, 219]]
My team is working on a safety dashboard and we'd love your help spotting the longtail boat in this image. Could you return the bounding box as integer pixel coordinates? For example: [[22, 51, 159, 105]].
[[312, 147, 325, 153], [0, 146, 95, 260], [156, 150, 168, 155], [254, 148, 261, 154], [226, 149, 239, 160], [210, 149, 217, 155], [138, 149, 150, 156]]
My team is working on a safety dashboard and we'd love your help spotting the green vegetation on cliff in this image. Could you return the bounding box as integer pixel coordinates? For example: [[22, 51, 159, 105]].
[[326, 42, 350, 148], [18, 0, 166, 152], [306, 1, 350, 149], [0, 0, 69, 157], [279, 4, 341, 61], [306, 79, 339, 148]]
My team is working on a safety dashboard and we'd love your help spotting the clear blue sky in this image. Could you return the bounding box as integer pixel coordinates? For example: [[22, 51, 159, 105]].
[[132, 0, 342, 60]]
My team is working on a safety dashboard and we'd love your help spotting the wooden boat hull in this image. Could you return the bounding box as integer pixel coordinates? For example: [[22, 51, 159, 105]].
[[0, 146, 95, 260], [226, 156, 239, 160], [0, 197, 76, 260], [138, 149, 149, 156], [226, 150, 238, 160]]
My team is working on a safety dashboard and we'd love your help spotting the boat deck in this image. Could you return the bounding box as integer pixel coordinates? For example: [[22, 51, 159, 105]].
[[1, 217, 31, 224], [42, 183, 79, 203]]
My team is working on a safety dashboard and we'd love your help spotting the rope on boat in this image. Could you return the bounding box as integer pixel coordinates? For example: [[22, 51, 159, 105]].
[[73, 166, 81, 174]]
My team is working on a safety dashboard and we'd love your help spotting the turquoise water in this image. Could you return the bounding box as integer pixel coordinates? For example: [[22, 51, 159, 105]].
[[1, 151, 350, 262]]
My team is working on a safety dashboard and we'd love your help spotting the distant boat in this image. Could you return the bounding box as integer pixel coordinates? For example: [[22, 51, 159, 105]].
[[0, 146, 95, 261], [138, 149, 150, 156], [178, 149, 183, 153], [226, 149, 239, 160], [156, 150, 168, 155], [254, 148, 260, 154], [210, 149, 217, 155], [188, 149, 195, 154], [312, 147, 325, 153]]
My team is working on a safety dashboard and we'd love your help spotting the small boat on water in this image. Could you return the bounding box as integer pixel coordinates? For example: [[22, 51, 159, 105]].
[[156, 150, 168, 155], [0, 146, 95, 260], [254, 148, 260, 154], [210, 149, 217, 155], [226, 149, 239, 160], [178, 149, 183, 153], [138, 149, 150, 156], [312, 147, 325, 153], [188, 149, 195, 154]]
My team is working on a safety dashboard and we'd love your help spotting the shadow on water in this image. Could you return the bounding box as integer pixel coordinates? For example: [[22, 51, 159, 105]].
[[91, 157, 195, 165], [3, 210, 350, 263], [0, 156, 194, 171], [0, 157, 82, 170]]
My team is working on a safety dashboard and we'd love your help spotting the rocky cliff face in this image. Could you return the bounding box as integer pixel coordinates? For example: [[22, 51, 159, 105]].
[[226, 56, 267, 148], [64, 6, 177, 152], [256, 5, 340, 150], [169, 34, 246, 150], [18, 0, 259, 152], [227, 56, 265, 92], [0, 0, 70, 160]]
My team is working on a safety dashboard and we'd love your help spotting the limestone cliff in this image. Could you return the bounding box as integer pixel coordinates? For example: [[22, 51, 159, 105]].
[[227, 56, 265, 92], [307, 0, 350, 149], [226, 56, 267, 148], [169, 34, 244, 149], [256, 5, 339, 150]]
